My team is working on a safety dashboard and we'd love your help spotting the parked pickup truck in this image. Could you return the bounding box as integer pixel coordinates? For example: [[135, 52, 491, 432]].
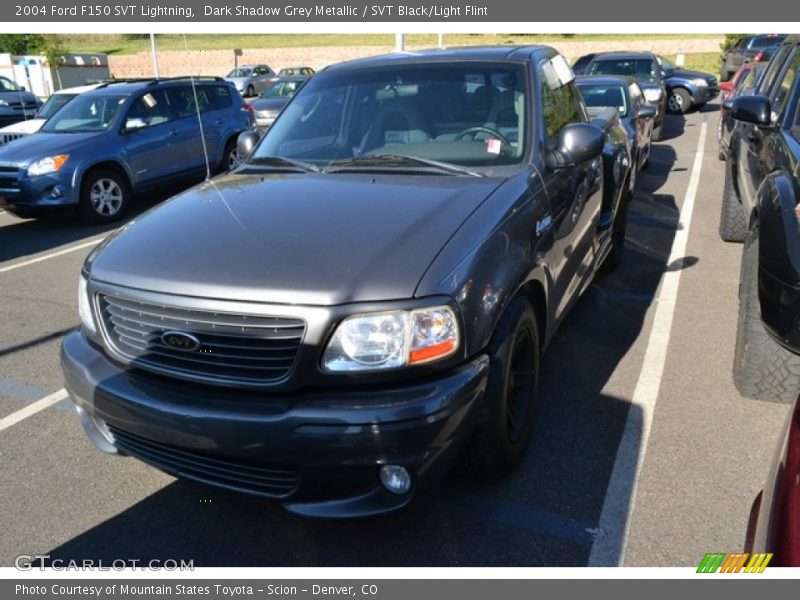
[[61, 46, 632, 517], [720, 34, 800, 403]]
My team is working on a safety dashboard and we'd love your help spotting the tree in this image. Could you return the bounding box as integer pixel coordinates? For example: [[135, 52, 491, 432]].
[[0, 34, 45, 55]]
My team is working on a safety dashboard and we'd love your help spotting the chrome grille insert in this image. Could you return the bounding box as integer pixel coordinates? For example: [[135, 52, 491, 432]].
[[98, 293, 305, 386]]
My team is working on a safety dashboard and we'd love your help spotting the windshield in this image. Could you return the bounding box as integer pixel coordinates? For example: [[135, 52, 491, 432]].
[[261, 80, 301, 99], [0, 77, 21, 92], [749, 35, 786, 49], [42, 94, 126, 133], [36, 93, 76, 120], [577, 84, 628, 117], [227, 68, 252, 77], [253, 62, 528, 169], [590, 59, 658, 80]]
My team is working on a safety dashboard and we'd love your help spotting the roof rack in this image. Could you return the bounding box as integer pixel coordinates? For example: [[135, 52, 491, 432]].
[[146, 76, 226, 86]]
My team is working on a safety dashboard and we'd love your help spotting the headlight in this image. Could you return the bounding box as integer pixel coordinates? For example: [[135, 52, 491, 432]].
[[28, 154, 68, 176], [78, 275, 96, 335], [643, 88, 662, 103], [322, 306, 459, 372], [692, 78, 709, 87], [0, 99, 8, 106]]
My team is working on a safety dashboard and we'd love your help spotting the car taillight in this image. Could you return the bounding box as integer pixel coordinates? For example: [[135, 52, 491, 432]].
[[776, 395, 800, 566], [241, 103, 255, 125], [755, 51, 765, 62]]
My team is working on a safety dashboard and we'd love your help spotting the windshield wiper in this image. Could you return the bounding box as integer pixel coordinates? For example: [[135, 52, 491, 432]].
[[247, 155, 320, 172], [325, 154, 484, 177]]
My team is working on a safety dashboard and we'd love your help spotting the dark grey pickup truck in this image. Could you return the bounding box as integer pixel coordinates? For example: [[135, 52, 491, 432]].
[[61, 46, 632, 517]]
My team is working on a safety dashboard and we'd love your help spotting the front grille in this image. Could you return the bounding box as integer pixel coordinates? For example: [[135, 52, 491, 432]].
[[98, 294, 305, 386], [108, 426, 299, 498], [0, 133, 25, 145]]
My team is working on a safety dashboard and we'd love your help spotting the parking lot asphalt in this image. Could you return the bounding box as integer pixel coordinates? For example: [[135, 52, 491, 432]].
[[0, 104, 791, 567]]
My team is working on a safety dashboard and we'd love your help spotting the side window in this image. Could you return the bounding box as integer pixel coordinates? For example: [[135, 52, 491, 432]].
[[759, 45, 794, 95], [770, 49, 800, 123], [168, 86, 213, 118], [126, 90, 173, 127], [541, 78, 584, 142], [208, 85, 233, 110]]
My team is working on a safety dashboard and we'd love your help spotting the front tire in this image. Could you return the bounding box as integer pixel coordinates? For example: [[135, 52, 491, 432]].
[[667, 88, 692, 114], [733, 232, 800, 403], [719, 162, 747, 242], [78, 169, 129, 224], [601, 187, 630, 273], [463, 296, 539, 478]]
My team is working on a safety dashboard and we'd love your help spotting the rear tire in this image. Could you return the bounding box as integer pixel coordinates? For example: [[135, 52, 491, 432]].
[[601, 187, 630, 273], [219, 138, 241, 173], [246, 85, 255, 97], [719, 162, 747, 242], [463, 296, 539, 479], [78, 168, 129, 224], [733, 232, 800, 403]]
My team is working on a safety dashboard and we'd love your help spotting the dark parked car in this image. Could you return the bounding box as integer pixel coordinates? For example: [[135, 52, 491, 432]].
[[0, 75, 42, 127], [721, 34, 787, 82], [0, 77, 252, 223], [251, 76, 309, 129], [61, 46, 632, 517], [586, 51, 719, 116], [571, 53, 596, 75], [745, 391, 800, 565], [721, 35, 800, 402], [718, 62, 767, 160], [582, 52, 666, 139], [577, 76, 656, 178]]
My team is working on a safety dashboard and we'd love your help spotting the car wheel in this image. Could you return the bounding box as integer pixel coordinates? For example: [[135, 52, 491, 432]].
[[667, 88, 692, 114], [78, 169, 129, 224], [246, 85, 255, 97], [601, 186, 630, 273], [733, 231, 800, 403], [220, 138, 242, 172], [718, 121, 727, 161], [463, 296, 539, 478], [719, 162, 747, 242]]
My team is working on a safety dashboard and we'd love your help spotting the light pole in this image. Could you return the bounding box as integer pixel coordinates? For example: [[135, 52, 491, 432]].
[[150, 33, 160, 79]]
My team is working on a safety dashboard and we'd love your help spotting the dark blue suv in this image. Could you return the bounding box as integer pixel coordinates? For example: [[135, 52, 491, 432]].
[[0, 77, 252, 223]]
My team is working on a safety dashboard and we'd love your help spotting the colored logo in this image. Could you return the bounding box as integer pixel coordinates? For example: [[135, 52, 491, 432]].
[[697, 552, 773, 573]]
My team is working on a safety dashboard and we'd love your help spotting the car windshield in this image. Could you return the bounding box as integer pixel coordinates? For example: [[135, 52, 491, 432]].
[[41, 94, 126, 133], [253, 62, 528, 170], [590, 59, 658, 80], [228, 68, 252, 77], [577, 84, 628, 117], [36, 93, 77, 120], [261, 81, 301, 99], [749, 35, 786, 49], [0, 77, 21, 92]]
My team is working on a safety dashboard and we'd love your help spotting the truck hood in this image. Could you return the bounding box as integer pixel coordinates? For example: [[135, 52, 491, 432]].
[[90, 171, 505, 305], [0, 132, 101, 167]]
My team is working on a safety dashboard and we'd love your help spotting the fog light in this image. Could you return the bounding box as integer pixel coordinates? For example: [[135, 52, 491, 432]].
[[379, 465, 412, 495], [49, 186, 63, 198]]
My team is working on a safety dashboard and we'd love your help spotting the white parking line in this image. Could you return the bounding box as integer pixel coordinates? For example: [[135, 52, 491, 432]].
[[0, 237, 102, 274], [588, 120, 708, 566], [0, 388, 69, 432]]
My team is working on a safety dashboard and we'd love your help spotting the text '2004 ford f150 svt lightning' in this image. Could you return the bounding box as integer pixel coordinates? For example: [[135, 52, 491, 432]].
[[61, 46, 633, 517]]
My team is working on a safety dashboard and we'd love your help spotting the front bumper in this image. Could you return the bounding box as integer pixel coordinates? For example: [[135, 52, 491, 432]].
[[0, 167, 76, 212], [61, 330, 489, 518], [690, 85, 720, 105]]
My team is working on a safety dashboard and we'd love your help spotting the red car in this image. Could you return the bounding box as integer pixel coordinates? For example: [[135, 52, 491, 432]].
[[719, 62, 758, 103], [745, 394, 800, 565]]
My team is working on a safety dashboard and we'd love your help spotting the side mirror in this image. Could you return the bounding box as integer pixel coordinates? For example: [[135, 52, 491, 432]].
[[722, 99, 734, 112], [636, 105, 657, 119], [123, 118, 147, 132], [237, 130, 261, 162], [551, 123, 604, 168], [732, 95, 771, 127]]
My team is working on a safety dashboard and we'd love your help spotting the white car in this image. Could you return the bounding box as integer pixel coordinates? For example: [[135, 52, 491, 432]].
[[0, 82, 104, 145]]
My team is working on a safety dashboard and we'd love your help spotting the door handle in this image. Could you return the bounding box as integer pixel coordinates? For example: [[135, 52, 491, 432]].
[[168, 129, 180, 137], [214, 118, 225, 125]]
